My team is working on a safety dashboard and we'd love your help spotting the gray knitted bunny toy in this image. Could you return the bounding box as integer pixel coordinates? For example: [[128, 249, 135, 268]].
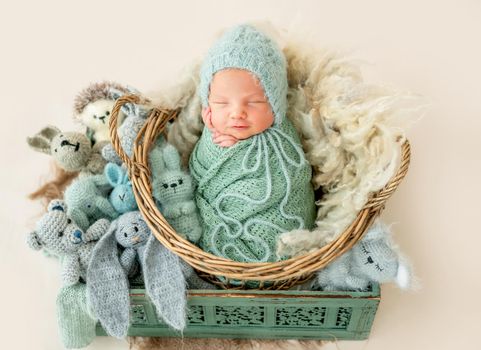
[[27, 199, 110, 286], [27, 125, 107, 175], [151, 143, 202, 243], [101, 98, 151, 165], [311, 220, 412, 291], [87, 211, 189, 338], [64, 174, 118, 231]]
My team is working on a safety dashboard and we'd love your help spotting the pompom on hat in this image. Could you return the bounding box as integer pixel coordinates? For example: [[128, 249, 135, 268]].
[[199, 24, 288, 125]]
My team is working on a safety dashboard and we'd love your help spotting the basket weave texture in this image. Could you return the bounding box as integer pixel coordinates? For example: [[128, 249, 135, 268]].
[[109, 94, 411, 290]]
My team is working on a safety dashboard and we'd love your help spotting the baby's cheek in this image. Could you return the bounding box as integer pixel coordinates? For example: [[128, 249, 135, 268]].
[[210, 113, 227, 131]]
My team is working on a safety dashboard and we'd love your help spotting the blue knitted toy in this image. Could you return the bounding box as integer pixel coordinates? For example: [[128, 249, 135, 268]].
[[26, 199, 110, 286], [87, 211, 189, 338], [312, 221, 412, 291], [151, 143, 202, 243], [64, 174, 118, 231], [104, 163, 138, 214]]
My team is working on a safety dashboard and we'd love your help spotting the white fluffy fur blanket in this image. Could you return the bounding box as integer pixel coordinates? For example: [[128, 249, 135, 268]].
[[146, 22, 424, 258]]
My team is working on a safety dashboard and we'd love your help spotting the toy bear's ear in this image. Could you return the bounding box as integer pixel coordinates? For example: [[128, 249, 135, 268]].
[[162, 144, 181, 171], [27, 231, 42, 251], [105, 163, 124, 186], [47, 199, 67, 213], [27, 126, 61, 154]]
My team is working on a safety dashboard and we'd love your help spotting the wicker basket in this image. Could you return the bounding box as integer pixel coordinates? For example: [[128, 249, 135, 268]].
[[109, 94, 410, 290]]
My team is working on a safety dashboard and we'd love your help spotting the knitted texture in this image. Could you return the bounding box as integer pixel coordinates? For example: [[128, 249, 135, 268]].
[[313, 221, 412, 291], [27, 125, 107, 174], [191, 23, 315, 263], [199, 24, 288, 126], [26, 199, 109, 285], [87, 211, 189, 338], [190, 119, 316, 263], [56, 283, 97, 349], [151, 143, 202, 243], [104, 163, 138, 214], [73, 81, 142, 144], [64, 174, 118, 231], [101, 99, 151, 165]]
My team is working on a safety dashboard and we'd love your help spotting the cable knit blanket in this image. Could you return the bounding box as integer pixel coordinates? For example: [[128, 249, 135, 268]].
[[189, 119, 316, 263]]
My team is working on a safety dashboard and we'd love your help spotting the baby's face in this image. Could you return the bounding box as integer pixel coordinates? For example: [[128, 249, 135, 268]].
[[208, 69, 274, 140]]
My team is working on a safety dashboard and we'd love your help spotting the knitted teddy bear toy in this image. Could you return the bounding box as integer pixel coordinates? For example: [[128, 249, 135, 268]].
[[151, 143, 202, 243], [27, 125, 107, 175], [312, 220, 412, 291], [87, 211, 190, 338], [64, 174, 118, 231], [104, 163, 138, 214], [26, 199, 110, 286]]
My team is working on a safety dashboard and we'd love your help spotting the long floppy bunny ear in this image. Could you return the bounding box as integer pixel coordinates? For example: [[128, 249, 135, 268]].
[[87, 220, 130, 338], [141, 235, 187, 331], [162, 144, 181, 171], [27, 125, 60, 154]]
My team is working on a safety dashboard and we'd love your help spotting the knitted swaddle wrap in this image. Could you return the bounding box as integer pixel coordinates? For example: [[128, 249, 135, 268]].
[[190, 119, 316, 263], [191, 23, 316, 263]]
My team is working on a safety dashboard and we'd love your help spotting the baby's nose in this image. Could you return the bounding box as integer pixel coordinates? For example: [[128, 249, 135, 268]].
[[230, 109, 247, 119]]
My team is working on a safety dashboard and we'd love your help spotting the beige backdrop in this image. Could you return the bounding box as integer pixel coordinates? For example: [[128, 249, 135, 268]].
[[1, 0, 480, 349]]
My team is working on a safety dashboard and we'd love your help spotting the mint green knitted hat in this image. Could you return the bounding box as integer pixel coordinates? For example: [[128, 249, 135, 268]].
[[200, 24, 288, 125]]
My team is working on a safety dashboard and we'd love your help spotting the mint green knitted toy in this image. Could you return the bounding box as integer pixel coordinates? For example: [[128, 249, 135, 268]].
[[57, 283, 97, 349], [189, 24, 316, 263]]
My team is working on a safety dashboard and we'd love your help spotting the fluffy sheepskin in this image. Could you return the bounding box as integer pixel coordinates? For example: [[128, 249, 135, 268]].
[[145, 22, 425, 258]]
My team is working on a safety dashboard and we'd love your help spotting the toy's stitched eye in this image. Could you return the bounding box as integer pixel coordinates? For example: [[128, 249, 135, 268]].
[[162, 183, 168, 189], [67, 219, 71, 224], [124, 232, 127, 238], [106, 111, 110, 116], [87, 204, 91, 208], [58, 231, 64, 237], [54, 149, 58, 152], [178, 179, 183, 185], [134, 226, 139, 232], [361, 245, 370, 254]]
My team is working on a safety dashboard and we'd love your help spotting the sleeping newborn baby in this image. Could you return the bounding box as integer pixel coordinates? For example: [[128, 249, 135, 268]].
[[189, 24, 316, 263]]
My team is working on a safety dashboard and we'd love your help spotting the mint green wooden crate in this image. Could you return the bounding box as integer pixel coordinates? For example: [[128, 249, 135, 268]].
[[96, 283, 380, 340]]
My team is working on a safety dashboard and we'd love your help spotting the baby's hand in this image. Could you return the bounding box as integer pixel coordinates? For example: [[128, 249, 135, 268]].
[[212, 130, 239, 148], [202, 106, 239, 147]]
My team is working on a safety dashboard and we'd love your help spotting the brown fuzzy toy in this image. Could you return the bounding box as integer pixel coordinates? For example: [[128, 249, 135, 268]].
[[73, 81, 131, 143], [73, 81, 129, 117]]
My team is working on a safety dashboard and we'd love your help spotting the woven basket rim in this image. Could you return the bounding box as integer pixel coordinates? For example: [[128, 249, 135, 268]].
[[109, 94, 411, 288]]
